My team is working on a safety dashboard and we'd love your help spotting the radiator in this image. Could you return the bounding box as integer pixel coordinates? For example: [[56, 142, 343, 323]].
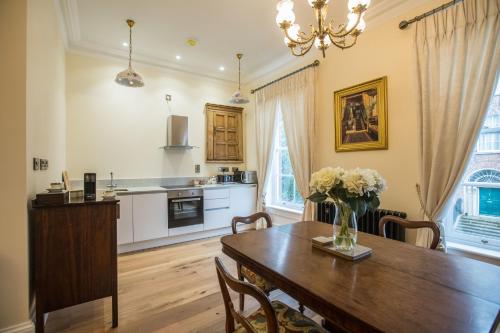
[[316, 202, 407, 242]]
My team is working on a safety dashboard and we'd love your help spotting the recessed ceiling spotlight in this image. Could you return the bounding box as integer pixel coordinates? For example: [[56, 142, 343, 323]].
[[122, 42, 128, 47], [219, 66, 225, 71], [176, 55, 182, 60]]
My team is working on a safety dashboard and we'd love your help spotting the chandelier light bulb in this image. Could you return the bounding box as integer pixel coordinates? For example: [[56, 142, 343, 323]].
[[348, 0, 371, 11], [276, 8, 296, 27], [277, 0, 294, 12], [287, 23, 301, 40], [346, 12, 359, 31], [357, 16, 366, 32]]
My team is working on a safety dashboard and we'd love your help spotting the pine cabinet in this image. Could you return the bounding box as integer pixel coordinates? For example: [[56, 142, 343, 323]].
[[206, 103, 244, 163]]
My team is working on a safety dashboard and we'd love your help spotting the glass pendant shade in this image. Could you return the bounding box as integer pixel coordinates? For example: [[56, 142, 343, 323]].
[[276, 0, 294, 11], [229, 53, 249, 105], [276, 8, 296, 27], [346, 12, 366, 32], [229, 90, 250, 104], [115, 67, 144, 87], [115, 19, 144, 88]]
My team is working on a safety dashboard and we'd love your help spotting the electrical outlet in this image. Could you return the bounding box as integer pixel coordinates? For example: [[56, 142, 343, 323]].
[[33, 158, 40, 171], [165, 94, 172, 101], [40, 159, 48, 170], [195, 164, 200, 174]]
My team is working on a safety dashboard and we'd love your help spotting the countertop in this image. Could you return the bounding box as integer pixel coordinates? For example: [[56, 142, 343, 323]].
[[113, 183, 256, 195]]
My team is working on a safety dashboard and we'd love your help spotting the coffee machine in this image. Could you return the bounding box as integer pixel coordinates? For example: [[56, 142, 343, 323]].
[[84, 173, 96, 201]]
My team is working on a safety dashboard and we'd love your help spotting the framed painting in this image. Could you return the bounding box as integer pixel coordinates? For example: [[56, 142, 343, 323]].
[[334, 76, 388, 152]]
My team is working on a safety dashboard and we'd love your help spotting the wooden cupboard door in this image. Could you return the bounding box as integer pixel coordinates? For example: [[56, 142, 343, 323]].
[[132, 193, 169, 242], [205, 103, 244, 162], [117, 195, 133, 245]]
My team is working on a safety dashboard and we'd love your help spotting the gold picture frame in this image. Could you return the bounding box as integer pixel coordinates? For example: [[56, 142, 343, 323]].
[[334, 76, 388, 152]]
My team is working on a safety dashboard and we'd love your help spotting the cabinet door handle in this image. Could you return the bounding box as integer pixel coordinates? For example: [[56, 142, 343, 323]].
[[205, 207, 230, 212], [172, 198, 201, 203]]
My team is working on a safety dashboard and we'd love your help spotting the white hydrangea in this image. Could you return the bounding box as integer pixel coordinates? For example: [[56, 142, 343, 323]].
[[342, 168, 387, 196], [310, 167, 344, 193]]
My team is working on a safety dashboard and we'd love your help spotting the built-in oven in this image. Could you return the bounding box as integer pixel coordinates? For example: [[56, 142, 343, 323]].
[[167, 189, 204, 235]]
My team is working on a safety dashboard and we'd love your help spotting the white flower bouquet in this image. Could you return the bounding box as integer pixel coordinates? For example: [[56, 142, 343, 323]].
[[308, 167, 387, 250]]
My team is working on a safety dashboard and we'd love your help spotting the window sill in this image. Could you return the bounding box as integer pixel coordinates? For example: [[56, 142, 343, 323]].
[[266, 204, 303, 215], [447, 241, 500, 260]]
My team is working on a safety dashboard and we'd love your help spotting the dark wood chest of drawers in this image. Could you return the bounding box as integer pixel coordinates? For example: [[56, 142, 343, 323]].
[[31, 198, 119, 333]]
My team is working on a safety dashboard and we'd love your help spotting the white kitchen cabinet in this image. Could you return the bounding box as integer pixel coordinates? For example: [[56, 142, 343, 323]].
[[204, 207, 231, 230], [117, 195, 134, 245], [133, 193, 169, 242], [230, 185, 257, 218]]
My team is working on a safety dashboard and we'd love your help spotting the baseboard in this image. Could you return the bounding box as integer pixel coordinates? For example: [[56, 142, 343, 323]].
[[0, 321, 34, 333]]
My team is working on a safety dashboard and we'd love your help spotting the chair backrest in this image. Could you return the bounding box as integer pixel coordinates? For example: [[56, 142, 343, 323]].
[[379, 216, 440, 250], [231, 212, 273, 235], [215, 257, 278, 333]]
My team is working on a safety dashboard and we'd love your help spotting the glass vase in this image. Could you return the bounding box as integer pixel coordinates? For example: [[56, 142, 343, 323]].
[[333, 201, 358, 251]]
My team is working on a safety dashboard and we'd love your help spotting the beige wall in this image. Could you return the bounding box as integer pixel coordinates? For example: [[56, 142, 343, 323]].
[[0, 0, 29, 329], [66, 53, 247, 181], [27, 0, 67, 196], [0, 0, 67, 329], [245, 1, 443, 241]]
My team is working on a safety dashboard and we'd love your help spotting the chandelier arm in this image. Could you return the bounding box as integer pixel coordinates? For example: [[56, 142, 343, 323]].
[[327, 12, 363, 38], [330, 36, 358, 50], [290, 39, 315, 57], [283, 27, 316, 46]]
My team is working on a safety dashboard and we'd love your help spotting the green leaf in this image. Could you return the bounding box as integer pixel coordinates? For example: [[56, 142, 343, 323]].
[[368, 196, 380, 210], [307, 192, 328, 203]]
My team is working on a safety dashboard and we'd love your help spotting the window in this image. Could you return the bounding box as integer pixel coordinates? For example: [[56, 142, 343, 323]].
[[444, 81, 500, 252], [267, 110, 304, 211]]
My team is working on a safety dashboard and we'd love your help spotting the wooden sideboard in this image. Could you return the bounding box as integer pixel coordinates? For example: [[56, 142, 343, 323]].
[[31, 198, 119, 333]]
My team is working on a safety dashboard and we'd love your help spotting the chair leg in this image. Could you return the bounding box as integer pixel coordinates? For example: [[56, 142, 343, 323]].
[[239, 293, 245, 312], [299, 303, 305, 314]]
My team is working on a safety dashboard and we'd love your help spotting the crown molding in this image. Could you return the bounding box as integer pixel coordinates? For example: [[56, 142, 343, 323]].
[[55, 0, 432, 85]]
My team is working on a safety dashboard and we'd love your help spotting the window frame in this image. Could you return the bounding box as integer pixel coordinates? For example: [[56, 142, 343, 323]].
[[267, 110, 304, 212]]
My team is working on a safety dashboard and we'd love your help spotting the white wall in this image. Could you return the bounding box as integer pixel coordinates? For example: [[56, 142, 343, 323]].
[[66, 53, 247, 181]]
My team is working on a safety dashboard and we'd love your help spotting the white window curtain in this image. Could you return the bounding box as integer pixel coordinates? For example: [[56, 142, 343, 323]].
[[254, 65, 317, 225], [414, 0, 500, 247]]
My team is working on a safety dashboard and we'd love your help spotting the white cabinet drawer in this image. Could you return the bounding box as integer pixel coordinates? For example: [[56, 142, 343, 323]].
[[204, 198, 230, 210], [204, 189, 230, 199], [204, 207, 231, 230]]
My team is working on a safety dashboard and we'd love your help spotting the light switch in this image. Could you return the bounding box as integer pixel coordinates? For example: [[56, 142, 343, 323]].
[[33, 158, 40, 171]]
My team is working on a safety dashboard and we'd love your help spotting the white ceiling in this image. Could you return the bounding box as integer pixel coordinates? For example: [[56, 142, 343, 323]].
[[57, 0, 429, 83]]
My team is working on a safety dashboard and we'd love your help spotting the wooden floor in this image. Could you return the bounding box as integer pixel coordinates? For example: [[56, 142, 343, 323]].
[[45, 236, 319, 333]]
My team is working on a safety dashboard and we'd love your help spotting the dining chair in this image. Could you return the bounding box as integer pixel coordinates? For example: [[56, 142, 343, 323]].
[[231, 212, 277, 312], [232, 212, 305, 314], [379, 215, 441, 250], [215, 257, 327, 333]]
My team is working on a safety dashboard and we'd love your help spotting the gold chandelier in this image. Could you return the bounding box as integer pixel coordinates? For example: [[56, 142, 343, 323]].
[[276, 0, 370, 58]]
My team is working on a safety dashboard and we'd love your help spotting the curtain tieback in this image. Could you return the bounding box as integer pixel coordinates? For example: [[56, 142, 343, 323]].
[[415, 183, 433, 221]]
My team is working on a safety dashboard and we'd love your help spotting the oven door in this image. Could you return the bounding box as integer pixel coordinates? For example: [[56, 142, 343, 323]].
[[168, 196, 204, 229]]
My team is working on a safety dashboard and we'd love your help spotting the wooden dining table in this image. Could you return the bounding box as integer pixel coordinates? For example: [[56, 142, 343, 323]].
[[221, 221, 500, 333]]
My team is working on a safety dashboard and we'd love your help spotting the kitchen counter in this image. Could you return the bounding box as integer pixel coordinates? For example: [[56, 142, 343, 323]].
[[113, 183, 256, 196]]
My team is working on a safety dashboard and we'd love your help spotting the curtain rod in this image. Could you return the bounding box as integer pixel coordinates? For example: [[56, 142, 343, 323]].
[[399, 0, 463, 29], [250, 60, 320, 94]]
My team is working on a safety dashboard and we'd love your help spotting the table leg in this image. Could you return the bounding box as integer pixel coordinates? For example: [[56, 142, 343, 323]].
[[112, 293, 118, 328]]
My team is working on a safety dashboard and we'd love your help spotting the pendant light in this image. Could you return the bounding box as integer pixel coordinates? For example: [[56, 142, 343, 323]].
[[229, 53, 249, 104], [115, 19, 144, 88]]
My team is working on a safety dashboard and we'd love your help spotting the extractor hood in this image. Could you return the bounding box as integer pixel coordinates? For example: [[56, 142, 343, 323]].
[[163, 115, 195, 150]]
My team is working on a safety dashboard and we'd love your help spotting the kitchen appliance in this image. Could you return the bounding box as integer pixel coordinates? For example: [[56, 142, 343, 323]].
[[235, 171, 258, 184], [84, 173, 96, 201], [166, 188, 203, 232], [164, 115, 195, 149], [217, 166, 235, 183]]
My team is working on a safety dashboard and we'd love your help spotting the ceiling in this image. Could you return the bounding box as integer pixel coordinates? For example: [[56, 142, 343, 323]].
[[57, 0, 427, 83]]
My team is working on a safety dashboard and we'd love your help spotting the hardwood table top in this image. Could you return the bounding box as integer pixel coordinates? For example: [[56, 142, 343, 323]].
[[221, 221, 500, 333]]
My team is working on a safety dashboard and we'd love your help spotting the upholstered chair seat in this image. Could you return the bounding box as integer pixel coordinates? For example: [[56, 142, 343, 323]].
[[240, 266, 275, 293], [233, 301, 327, 333]]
